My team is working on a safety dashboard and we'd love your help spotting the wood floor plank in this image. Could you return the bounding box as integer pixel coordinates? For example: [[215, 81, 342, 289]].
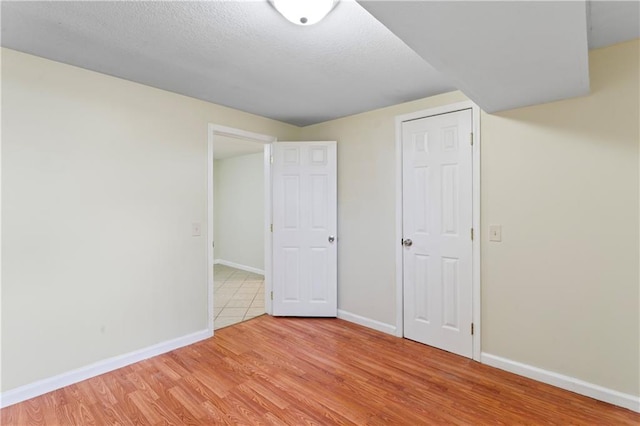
[[86, 400, 133, 426], [2, 316, 639, 425]]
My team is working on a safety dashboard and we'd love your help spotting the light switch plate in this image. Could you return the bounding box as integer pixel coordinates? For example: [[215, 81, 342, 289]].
[[489, 225, 502, 242], [192, 222, 201, 237]]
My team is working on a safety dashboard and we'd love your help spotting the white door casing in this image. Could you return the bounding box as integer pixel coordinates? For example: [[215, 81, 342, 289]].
[[208, 124, 277, 335], [402, 109, 474, 358], [272, 142, 337, 317]]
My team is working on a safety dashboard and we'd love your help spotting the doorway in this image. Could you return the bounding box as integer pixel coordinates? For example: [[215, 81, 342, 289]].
[[395, 102, 481, 360], [207, 124, 276, 333]]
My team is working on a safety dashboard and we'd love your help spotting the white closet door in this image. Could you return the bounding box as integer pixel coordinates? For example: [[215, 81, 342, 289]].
[[402, 110, 473, 357]]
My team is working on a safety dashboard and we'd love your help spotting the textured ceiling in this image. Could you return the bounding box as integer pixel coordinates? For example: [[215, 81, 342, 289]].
[[0, 0, 454, 126], [1, 1, 638, 126]]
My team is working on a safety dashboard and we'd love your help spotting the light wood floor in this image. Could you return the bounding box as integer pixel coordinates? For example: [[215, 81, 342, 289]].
[[2, 316, 638, 425]]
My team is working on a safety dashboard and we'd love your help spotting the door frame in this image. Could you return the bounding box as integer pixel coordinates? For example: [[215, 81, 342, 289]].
[[207, 124, 277, 335], [394, 101, 481, 360]]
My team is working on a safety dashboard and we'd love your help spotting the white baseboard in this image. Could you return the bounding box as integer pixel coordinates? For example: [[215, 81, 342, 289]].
[[0, 329, 212, 409], [481, 352, 640, 413], [337, 309, 396, 336], [214, 259, 264, 276]]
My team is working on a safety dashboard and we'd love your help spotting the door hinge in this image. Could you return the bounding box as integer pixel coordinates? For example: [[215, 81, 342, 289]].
[[270, 223, 273, 232], [471, 228, 474, 241], [270, 155, 274, 164], [471, 323, 474, 335], [470, 132, 474, 146], [270, 291, 273, 300]]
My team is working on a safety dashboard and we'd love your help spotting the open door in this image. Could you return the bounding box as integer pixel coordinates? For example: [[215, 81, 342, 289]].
[[272, 142, 337, 317]]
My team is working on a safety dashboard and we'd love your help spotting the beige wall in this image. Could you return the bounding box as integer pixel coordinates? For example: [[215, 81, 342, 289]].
[[480, 40, 638, 396], [301, 39, 639, 396], [1, 48, 299, 392], [214, 153, 265, 271], [3, 38, 639, 399]]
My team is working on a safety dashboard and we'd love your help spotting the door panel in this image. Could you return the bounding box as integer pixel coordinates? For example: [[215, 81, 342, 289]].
[[273, 142, 337, 317], [402, 109, 473, 358], [283, 248, 300, 301]]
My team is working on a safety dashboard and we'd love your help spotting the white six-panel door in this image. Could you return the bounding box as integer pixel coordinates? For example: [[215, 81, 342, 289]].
[[272, 142, 337, 317], [402, 109, 473, 358]]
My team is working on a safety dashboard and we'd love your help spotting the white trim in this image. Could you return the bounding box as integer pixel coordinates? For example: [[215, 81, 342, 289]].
[[337, 310, 397, 336], [0, 329, 211, 409], [208, 124, 276, 143], [263, 143, 274, 315], [481, 352, 640, 413], [394, 101, 482, 359], [208, 124, 276, 329], [394, 115, 404, 338], [207, 128, 215, 335], [470, 105, 482, 361], [214, 259, 265, 276]]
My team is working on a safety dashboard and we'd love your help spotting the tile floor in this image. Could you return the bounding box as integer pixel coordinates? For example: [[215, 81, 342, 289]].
[[214, 264, 265, 330]]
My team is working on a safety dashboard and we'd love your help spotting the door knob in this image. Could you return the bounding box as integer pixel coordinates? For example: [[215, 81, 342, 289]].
[[328, 235, 335, 243], [402, 238, 413, 247]]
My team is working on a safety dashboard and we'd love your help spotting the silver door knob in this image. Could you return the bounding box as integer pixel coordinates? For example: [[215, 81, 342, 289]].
[[402, 238, 413, 247], [328, 235, 335, 243]]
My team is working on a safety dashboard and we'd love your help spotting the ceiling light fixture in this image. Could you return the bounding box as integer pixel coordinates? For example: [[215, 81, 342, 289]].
[[270, 0, 338, 26]]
